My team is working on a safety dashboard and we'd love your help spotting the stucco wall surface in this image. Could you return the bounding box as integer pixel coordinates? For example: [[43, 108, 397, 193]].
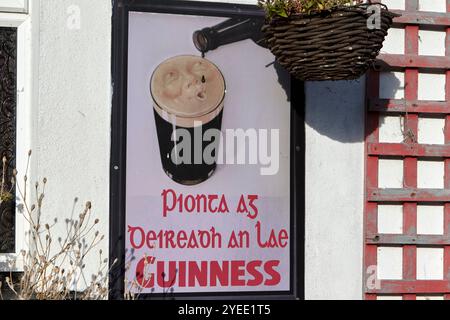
[[29, 0, 365, 298]]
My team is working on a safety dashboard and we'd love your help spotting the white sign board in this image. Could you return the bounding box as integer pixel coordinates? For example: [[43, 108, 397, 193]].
[[125, 9, 293, 296]]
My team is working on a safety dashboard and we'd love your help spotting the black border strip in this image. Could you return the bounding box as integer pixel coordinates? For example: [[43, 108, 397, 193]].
[[110, 0, 305, 300]]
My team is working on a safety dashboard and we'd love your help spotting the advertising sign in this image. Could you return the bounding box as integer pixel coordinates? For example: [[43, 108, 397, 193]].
[[111, 0, 303, 299]]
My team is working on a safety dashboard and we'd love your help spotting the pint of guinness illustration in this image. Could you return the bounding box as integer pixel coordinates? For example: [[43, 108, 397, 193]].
[[150, 55, 226, 185]]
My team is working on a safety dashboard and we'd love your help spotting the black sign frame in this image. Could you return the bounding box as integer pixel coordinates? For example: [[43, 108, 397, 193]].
[[109, 0, 305, 300]]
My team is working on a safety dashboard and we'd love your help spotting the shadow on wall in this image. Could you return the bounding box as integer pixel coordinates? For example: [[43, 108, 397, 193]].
[[305, 77, 367, 143], [302, 72, 402, 143], [273, 59, 404, 143]]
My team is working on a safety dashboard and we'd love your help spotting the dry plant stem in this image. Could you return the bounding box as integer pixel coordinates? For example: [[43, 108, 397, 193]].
[[1, 152, 135, 300], [399, 111, 417, 144], [16, 155, 46, 256], [1, 151, 109, 300], [0, 156, 14, 204], [123, 253, 147, 300], [258, 0, 364, 18]]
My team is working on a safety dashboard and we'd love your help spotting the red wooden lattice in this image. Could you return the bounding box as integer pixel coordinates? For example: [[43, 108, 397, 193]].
[[364, 0, 450, 299]]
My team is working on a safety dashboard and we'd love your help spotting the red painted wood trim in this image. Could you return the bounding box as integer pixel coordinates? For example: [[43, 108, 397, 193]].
[[403, 244, 417, 281], [376, 54, 450, 70], [366, 234, 450, 246], [364, 70, 380, 300], [368, 188, 450, 202], [444, 6, 450, 299], [403, 204, 417, 285], [362, 0, 450, 298], [404, 70, 418, 102], [391, 11, 450, 26], [366, 280, 450, 294], [403, 70, 418, 146], [404, 157, 417, 188], [369, 99, 449, 114], [368, 143, 450, 157], [445, 204, 450, 282], [402, 24, 419, 300], [366, 71, 380, 141]]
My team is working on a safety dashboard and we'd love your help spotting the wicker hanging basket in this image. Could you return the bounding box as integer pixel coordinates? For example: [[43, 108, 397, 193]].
[[262, 3, 400, 81]]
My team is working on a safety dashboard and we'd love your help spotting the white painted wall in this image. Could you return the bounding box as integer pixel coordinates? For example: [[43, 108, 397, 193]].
[[23, 0, 366, 298], [304, 79, 365, 300], [29, 0, 112, 286]]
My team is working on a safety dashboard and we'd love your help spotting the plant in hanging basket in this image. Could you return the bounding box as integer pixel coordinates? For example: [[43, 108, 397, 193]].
[[258, 0, 400, 81]]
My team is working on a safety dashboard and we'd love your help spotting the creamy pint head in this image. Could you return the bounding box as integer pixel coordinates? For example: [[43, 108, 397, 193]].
[[151, 55, 226, 128]]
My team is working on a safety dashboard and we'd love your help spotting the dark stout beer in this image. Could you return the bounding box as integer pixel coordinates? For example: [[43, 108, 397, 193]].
[[150, 55, 226, 185]]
